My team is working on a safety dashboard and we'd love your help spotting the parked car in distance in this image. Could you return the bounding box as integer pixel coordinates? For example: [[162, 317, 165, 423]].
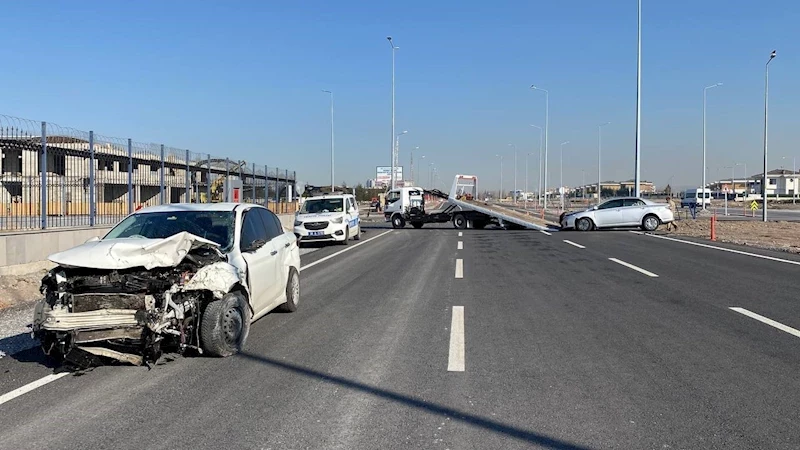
[[293, 194, 361, 245], [32, 203, 301, 368], [560, 197, 674, 232]]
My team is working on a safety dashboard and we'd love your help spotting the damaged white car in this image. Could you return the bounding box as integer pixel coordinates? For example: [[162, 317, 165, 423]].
[[32, 203, 301, 368]]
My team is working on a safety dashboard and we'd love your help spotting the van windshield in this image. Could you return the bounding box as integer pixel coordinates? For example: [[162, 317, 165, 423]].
[[300, 198, 344, 214]]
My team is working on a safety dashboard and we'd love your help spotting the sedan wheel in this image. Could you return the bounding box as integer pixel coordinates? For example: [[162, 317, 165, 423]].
[[642, 215, 660, 232], [576, 217, 593, 231]]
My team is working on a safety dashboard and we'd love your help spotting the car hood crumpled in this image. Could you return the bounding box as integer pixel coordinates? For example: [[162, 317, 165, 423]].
[[48, 232, 221, 270]]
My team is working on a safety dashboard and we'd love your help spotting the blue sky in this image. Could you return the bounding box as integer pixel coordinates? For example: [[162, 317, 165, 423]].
[[1, 0, 798, 191]]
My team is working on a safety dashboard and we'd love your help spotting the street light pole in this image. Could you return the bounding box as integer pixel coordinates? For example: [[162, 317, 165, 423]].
[[387, 36, 399, 189], [496, 154, 504, 200], [598, 122, 610, 205], [394, 130, 408, 186], [525, 152, 532, 210], [322, 90, 335, 192], [763, 50, 776, 222], [531, 86, 549, 211], [702, 82, 722, 210], [560, 141, 569, 211], [530, 125, 543, 207], [634, 0, 642, 198], [509, 144, 517, 204]]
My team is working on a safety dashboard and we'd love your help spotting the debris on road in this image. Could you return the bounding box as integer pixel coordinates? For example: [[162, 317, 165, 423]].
[[666, 219, 800, 254]]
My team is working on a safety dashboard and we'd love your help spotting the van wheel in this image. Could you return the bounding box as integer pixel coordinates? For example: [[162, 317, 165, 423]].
[[642, 214, 660, 232], [392, 215, 405, 229], [340, 227, 350, 245]]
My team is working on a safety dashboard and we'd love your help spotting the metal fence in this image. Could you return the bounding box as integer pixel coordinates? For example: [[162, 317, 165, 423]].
[[0, 114, 297, 232]]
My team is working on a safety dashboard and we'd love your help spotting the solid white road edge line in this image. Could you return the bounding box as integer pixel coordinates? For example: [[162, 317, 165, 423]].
[[448, 306, 465, 372], [608, 257, 659, 277], [0, 373, 69, 407], [457, 241, 463, 250], [729, 307, 800, 339], [299, 230, 393, 272], [458, 232, 463, 237], [635, 232, 800, 267], [563, 240, 586, 249], [455, 259, 464, 279], [540, 230, 552, 236]]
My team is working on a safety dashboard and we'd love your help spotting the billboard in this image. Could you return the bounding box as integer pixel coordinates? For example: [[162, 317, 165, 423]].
[[376, 166, 403, 187]]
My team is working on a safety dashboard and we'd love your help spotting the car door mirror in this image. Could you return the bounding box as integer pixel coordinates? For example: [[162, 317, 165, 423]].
[[592, 206, 598, 210], [86, 236, 101, 243], [243, 239, 266, 253]]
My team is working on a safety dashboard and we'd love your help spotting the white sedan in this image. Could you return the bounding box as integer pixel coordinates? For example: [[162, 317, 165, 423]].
[[560, 197, 674, 232], [32, 203, 300, 367]]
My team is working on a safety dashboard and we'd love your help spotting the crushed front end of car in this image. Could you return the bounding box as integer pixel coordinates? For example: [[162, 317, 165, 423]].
[[32, 232, 246, 369]]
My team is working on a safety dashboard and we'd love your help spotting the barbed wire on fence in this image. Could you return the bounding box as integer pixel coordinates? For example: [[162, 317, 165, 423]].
[[0, 113, 297, 231]]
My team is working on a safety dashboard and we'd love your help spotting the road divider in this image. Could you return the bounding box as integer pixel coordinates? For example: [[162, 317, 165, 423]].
[[447, 306, 465, 372], [455, 259, 464, 279], [729, 307, 800, 339], [563, 240, 585, 249], [608, 258, 659, 277], [299, 230, 393, 272]]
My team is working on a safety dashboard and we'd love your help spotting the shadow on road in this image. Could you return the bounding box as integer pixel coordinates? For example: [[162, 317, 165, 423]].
[[0, 333, 60, 369], [236, 351, 594, 450]]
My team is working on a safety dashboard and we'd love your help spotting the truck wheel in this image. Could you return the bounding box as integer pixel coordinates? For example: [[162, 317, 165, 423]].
[[411, 222, 424, 229], [200, 291, 252, 357], [453, 214, 468, 229], [392, 215, 405, 229]]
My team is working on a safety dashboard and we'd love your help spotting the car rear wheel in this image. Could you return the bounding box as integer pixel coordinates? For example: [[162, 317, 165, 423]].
[[576, 217, 593, 232], [277, 268, 299, 313], [200, 291, 251, 357], [642, 214, 660, 232]]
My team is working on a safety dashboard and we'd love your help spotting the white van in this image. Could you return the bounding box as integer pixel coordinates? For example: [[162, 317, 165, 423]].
[[293, 194, 360, 244], [681, 188, 712, 208]]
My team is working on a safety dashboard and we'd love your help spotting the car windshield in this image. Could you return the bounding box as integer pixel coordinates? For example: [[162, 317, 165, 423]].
[[103, 210, 236, 252], [300, 198, 344, 214]]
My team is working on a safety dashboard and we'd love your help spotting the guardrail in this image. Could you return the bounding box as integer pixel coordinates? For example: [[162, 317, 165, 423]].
[[0, 114, 297, 231]]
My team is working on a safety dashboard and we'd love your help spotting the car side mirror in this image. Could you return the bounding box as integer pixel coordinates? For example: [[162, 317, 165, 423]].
[[86, 236, 101, 243], [592, 206, 599, 210], [243, 239, 266, 253]]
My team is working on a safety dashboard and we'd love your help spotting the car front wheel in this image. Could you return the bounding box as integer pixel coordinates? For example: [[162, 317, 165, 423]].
[[642, 214, 660, 232], [200, 291, 252, 357], [576, 217, 593, 231]]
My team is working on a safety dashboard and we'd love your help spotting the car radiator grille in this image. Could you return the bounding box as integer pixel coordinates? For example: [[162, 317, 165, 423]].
[[304, 221, 329, 230]]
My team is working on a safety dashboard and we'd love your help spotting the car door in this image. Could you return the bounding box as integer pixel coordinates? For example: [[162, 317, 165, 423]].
[[593, 199, 625, 227], [239, 208, 280, 316], [621, 198, 647, 225], [350, 197, 360, 232]]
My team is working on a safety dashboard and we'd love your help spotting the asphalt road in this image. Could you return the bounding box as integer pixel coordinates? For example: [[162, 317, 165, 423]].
[[1, 224, 800, 448]]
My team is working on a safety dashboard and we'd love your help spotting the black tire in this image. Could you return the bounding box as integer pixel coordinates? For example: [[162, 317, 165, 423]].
[[392, 215, 405, 229], [576, 217, 594, 232], [353, 225, 361, 240], [411, 222, 424, 229], [642, 214, 660, 232], [453, 214, 468, 229], [200, 291, 252, 357], [340, 227, 349, 245], [277, 268, 300, 313]]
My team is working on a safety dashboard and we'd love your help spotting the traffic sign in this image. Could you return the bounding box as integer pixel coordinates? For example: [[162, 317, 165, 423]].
[[750, 200, 759, 211]]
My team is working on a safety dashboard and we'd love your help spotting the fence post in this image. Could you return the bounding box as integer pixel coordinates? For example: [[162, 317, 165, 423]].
[[89, 130, 95, 227], [285, 169, 289, 204], [275, 167, 280, 204], [185, 149, 190, 203], [160, 144, 165, 204], [264, 165, 268, 207], [40, 121, 47, 229], [225, 158, 230, 202], [127, 139, 133, 214], [206, 154, 211, 202], [251, 162, 256, 201]]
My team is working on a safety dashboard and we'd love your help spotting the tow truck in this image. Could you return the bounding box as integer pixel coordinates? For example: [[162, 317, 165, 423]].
[[383, 175, 550, 231]]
